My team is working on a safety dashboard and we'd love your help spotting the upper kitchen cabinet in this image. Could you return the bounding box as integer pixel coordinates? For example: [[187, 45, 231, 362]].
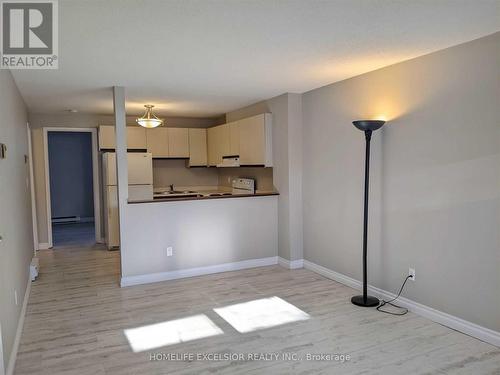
[[207, 124, 230, 166], [146, 127, 169, 157], [99, 125, 115, 149], [238, 113, 273, 166], [188, 128, 207, 167], [228, 121, 240, 156], [207, 126, 217, 166], [168, 128, 189, 158], [98, 125, 147, 150], [206, 114, 272, 167], [127, 127, 147, 149]]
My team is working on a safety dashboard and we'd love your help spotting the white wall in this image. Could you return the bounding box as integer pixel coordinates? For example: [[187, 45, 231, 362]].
[[153, 159, 219, 188], [301, 32, 500, 331], [0, 71, 33, 373], [121, 196, 278, 278]]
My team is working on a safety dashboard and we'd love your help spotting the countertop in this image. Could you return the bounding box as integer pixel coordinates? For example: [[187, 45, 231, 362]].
[[129, 191, 279, 204], [128, 186, 279, 204]]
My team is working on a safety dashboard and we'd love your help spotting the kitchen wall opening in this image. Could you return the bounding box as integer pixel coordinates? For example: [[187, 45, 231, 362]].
[[47, 131, 96, 248]]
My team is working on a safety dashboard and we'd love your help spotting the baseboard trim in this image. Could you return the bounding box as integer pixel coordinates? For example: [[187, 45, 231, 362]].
[[121, 256, 279, 287], [303, 260, 500, 348], [278, 257, 304, 270], [37, 243, 50, 250], [6, 274, 31, 375]]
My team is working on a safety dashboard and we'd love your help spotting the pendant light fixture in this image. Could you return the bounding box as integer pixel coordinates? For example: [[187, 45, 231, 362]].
[[136, 105, 163, 128]]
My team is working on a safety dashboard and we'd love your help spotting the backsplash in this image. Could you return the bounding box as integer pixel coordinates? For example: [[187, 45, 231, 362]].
[[153, 159, 275, 192], [153, 159, 218, 187]]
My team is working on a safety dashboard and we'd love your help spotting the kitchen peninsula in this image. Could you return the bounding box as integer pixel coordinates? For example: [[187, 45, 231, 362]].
[[106, 108, 280, 287], [131, 179, 279, 203]]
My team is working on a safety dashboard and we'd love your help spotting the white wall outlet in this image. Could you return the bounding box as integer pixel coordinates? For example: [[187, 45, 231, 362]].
[[14, 290, 18, 305], [167, 247, 173, 257], [409, 268, 416, 281]]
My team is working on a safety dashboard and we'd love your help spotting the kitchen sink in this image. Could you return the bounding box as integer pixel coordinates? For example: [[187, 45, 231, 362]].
[[156, 190, 198, 195], [154, 193, 202, 199], [153, 189, 233, 199]]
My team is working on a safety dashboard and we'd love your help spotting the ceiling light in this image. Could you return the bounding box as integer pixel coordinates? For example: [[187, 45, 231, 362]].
[[136, 105, 163, 128]]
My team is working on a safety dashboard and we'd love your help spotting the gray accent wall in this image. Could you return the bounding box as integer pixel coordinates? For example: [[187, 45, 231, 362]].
[[0, 71, 33, 372], [301, 32, 500, 331], [226, 93, 304, 262]]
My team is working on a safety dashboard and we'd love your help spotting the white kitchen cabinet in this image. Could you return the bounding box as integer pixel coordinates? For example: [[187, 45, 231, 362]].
[[206, 114, 272, 167], [207, 124, 230, 166], [219, 124, 231, 160], [229, 121, 240, 156], [98, 125, 147, 150], [146, 127, 169, 157], [207, 126, 217, 166], [168, 128, 189, 157], [188, 128, 207, 166], [126, 127, 147, 149], [99, 125, 115, 149], [238, 113, 273, 166]]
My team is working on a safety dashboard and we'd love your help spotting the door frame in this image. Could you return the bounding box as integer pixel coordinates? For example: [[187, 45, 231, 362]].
[[43, 127, 101, 247], [27, 123, 39, 252]]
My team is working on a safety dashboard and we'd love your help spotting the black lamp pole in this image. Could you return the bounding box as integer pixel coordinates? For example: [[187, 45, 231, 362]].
[[351, 120, 385, 307]]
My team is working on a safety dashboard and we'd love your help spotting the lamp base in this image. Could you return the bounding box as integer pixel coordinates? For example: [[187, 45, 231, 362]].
[[351, 295, 379, 307]]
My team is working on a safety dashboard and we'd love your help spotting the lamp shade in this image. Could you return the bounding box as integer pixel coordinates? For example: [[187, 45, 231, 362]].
[[352, 120, 385, 132], [136, 105, 163, 128]]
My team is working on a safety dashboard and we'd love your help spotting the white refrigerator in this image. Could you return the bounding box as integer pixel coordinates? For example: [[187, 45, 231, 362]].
[[103, 152, 153, 249]]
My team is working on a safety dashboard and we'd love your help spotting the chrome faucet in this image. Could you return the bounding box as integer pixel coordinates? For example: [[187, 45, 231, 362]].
[[169, 184, 174, 192]]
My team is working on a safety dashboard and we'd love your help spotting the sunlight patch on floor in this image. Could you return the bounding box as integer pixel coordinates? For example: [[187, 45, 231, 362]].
[[124, 314, 223, 352], [214, 296, 310, 333]]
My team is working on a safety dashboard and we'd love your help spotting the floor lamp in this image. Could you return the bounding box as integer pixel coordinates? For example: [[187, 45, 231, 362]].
[[351, 120, 385, 307]]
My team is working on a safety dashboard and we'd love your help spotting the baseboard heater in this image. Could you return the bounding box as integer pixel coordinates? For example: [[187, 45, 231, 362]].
[[52, 216, 80, 224], [52, 216, 95, 224]]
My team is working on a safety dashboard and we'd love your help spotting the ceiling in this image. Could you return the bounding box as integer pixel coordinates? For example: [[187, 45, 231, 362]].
[[11, 0, 500, 118]]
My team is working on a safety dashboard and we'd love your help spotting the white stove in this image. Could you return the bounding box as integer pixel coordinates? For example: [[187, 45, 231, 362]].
[[232, 178, 255, 195]]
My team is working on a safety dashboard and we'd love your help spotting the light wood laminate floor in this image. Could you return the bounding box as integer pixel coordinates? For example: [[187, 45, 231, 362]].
[[52, 223, 95, 248], [15, 246, 500, 375]]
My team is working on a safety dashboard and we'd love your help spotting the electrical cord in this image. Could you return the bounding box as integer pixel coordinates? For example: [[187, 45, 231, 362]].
[[376, 275, 412, 316]]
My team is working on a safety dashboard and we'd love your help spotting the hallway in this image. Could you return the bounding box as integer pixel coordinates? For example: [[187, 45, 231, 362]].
[[52, 222, 96, 248]]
